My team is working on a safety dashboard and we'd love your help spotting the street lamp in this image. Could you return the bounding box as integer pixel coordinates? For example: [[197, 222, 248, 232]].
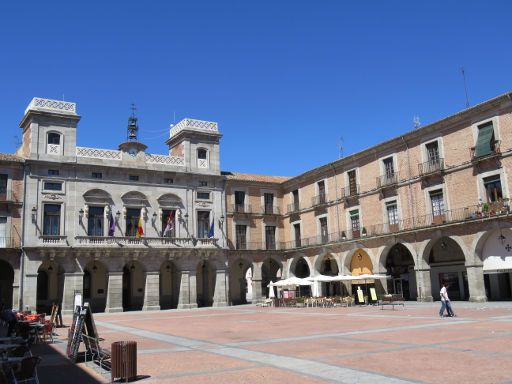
[[31, 207, 37, 223]]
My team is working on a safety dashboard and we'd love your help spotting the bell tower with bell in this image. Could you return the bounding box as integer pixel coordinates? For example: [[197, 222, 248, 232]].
[[119, 103, 147, 158]]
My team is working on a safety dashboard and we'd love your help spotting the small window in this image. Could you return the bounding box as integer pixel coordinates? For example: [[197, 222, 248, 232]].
[[199, 181, 208, 187], [483, 175, 502, 203], [197, 149, 207, 160], [43, 182, 62, 191], [197, 192, 210, 200], [474, 122, 496, 158], [47, 133, 61, 145], [129, 175, 139, 182], [92, 172, 102, 179], [48, 169, 59, 176], [383, 157, 395, 177], [164, 178, 173, 184], [0, 174, 7, 195]]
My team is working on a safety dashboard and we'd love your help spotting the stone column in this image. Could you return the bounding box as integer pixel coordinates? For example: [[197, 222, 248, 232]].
[[251, 262, 263, 302], [414, 268, 433, 302], [466, 264, 487, 302], [177, 270, 198, 309], [213, 269, 228, 307], [142, 271, 161, 311], [22, 273, 38, 313], [62, 272, 84, 315], [105, 272, 123, 313]]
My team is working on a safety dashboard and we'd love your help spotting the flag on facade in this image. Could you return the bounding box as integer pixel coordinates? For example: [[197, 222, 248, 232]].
[[163, 211, 175, 236], [136, 216, 144, 238], [108, 206, 115, 236], [207, 215, 215, 238]]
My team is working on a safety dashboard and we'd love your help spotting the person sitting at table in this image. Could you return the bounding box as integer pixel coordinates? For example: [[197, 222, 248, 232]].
[[0, 303, 18, 336]]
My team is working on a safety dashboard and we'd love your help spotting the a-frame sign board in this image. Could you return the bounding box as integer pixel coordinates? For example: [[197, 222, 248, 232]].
[[66, 302, 100, 363]]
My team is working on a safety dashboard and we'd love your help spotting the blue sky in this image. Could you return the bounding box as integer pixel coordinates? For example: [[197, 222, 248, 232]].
[[1, 1, 511, 176]]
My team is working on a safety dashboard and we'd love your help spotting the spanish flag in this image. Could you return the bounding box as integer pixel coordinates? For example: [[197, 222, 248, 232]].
[[136, 216, 144, 238]]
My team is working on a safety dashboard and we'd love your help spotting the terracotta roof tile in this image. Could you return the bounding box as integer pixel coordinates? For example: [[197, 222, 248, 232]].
[[0, 153, 24, 163], [223, 171, 290, 184]]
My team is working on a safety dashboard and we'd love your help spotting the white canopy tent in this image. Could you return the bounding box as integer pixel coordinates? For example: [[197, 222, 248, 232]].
[[270, 277, 313, 287]]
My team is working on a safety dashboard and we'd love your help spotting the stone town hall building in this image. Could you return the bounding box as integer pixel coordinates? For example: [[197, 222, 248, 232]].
[[1, 93, 512, 314]]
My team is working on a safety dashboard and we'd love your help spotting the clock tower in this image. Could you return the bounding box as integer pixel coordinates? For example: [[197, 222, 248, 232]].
[[118, 104, 147, 158]]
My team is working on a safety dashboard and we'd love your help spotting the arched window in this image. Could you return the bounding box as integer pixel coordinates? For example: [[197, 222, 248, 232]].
[[48, 133, 61, 145], [197, 148, 208, 168], [47, 132, 62, 155]]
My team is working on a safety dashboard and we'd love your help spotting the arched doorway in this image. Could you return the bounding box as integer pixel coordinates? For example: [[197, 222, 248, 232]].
[[197, 260, 215, 307], [319, 255, 341, 296], [122, 261, 146, 311], [293, 257, 311, 296], [229, 258, 251, 305], [0, 260, 14, 308], [36, 261, 64, 314], [160, 261, 180, 309], [429, 237, 468, 300], [261, 258, 281, 298], [350, 249, 373, 298], [385, 244, 417, 300], [481, 228, 512, 301], [83, 261, 108, 313]]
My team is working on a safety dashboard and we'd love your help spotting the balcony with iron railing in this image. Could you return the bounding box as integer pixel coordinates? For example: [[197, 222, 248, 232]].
[[75, 236, 217, 248], [280, 203, 509, 250], [230, 204, 252, 214], [231, 240, 283, 251], [262, 205, 280, 215], [470, 140, 501, 162], [287, 202, 301, 214], [377, 172, 399, 189], [311, 194, 328, 207], [418, 158, 444, 176], [340, 185, 360, 200]]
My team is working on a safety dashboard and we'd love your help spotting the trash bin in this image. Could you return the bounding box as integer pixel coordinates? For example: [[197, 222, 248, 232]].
[[111, 341, 137, 382]]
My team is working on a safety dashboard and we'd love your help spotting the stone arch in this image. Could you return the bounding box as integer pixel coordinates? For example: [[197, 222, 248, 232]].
[[121, 191, 149, 207], [122, 260, 146, 311], [229, 255, 254, 305], [473, 226, 512, 301], [197, 259, 216, 308], [349, 248, 373, 276], [157, 193, 184, 208], [377, 241, 418, 273], [160, 260, 180, 309], [288, 254, 312, 278], [382, 243, 417, 300], [426, 236, 469, 301], [83, 189, 113, 205], [0, 259, 14, 309], [83, 260, 108, 313], [261, 257, 282, 298], [36, 260, 64, 314]]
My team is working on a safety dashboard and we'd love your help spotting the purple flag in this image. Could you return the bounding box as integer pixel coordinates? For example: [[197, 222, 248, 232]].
[[108, 207, 115, 236]]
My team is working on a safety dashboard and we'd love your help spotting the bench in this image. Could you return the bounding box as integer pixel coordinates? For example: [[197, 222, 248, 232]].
[[380, 294, 405, 310]]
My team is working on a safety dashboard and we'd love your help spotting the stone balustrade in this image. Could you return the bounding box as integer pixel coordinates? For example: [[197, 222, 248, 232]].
[[74, 236, 217, 248], [25, 97, 77, 115], [170, 118, 218, 137]]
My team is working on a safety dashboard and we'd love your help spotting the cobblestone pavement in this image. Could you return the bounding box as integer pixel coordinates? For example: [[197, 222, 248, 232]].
[[40, 302, 512, 383]]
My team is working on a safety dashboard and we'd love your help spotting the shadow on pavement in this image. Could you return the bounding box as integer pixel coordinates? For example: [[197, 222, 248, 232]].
[[31, 340, 107, 384]]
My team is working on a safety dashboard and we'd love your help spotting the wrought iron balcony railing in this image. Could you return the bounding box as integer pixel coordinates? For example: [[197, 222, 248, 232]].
[[230, 204, 252, 214], [262, 205, 280, 215], [287, 202, 301, 214], [340, 184, 360, 199], [418, 158, 444, 176], [311, 194, 328, 207], [377, 172, 399, 189]]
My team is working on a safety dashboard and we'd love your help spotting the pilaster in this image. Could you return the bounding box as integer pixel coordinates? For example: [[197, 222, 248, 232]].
[[466, 264, 487, 302], [414, 268, 434, 302], [62, 272, 85, 314], [212, 269, 228, 307], [177, 270, 198, 309], [105, 272, 124, 313], [142, 271, 161, 311]]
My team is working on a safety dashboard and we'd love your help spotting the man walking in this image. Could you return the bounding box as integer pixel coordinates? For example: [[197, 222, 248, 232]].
[[439, 282, 447, 317]]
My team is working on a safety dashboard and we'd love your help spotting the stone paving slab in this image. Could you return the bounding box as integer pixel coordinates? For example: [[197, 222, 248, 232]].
[[37, 302, 512, 384]]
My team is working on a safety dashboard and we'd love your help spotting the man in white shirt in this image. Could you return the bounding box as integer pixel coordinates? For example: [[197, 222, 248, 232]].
[[439, 282, 448, 317]]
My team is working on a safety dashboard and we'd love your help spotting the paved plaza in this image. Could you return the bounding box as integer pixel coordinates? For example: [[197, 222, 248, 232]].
[[37, 302, 512, 384]]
